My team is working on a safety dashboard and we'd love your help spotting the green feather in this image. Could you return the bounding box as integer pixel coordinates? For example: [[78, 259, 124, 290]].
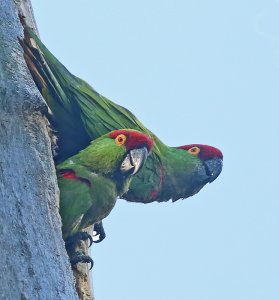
[[21, 28, 219, 203], [57, 131, 143, 238]]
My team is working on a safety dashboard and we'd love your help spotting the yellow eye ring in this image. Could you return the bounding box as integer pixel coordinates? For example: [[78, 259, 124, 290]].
[[187, 146, 200, 156], [115, 134, 127, 146]]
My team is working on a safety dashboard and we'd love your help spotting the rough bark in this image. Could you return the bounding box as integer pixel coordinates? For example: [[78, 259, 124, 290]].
[[17, 1, 95, 298], [0, 0, 79, 299], [71, 227, 95, 300]]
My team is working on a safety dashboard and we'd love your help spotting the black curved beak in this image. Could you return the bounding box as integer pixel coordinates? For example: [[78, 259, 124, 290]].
[[204, 157, 223, 183], [120, 147, 148, 176]]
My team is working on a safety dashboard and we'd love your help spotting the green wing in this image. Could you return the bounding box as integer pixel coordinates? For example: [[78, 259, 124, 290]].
[[21, 28, 217, 204], [57, 162, 117, 238], [21, 27, 163, 202], [22, 28, 157, 158]]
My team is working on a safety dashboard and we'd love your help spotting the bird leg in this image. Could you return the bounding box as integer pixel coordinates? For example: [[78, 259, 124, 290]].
[[93, 221, 106, 243], [65, 232, 94, 269], [65, 231, 93, 248], [69, 250, 94, 270]]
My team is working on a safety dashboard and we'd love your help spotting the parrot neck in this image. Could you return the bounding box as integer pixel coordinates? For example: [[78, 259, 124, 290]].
[[115, 176, 132, 197]]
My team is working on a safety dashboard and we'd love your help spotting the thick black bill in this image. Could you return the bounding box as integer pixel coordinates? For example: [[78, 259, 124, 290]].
[[204, 157, 223, 183], [120, 147, 148, 176]]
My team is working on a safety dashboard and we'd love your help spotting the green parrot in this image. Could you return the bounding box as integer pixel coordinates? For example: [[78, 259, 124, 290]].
[[57, 128, 153, 267], [20, 27, 223, 205]]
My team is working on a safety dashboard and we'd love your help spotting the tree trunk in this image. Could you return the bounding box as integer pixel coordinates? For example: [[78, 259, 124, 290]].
[[0, 0, 81, 298]]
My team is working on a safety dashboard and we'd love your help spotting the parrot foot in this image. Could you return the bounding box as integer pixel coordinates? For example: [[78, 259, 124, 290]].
[[93, 221, 106, 243], [70, 251, 94, 270], [65, 231, 94, 248]]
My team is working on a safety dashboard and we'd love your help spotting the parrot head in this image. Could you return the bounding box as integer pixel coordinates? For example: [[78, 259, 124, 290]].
[[76, 129, 154, 193], [177, 144, 223, 182], [108, 129, 154, 177], [173, 144, 223, 200]]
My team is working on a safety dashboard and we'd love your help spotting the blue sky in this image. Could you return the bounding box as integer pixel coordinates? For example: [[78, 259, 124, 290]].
[[32, 1, 279, 299]]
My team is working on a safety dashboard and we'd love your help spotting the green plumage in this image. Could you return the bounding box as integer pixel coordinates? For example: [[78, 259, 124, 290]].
[[58, 165, 117, 238], [57, 131, 148, 238], [21, 28, 222, 204]]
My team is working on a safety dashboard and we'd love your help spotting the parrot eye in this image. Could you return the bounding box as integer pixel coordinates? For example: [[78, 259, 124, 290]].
[[115, 134, 127, 146], [187, 146, 200, 156]]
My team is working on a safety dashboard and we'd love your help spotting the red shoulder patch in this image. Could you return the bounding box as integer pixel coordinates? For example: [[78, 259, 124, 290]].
[[59, 169, 77, 180], [58, 169, 92, 187]]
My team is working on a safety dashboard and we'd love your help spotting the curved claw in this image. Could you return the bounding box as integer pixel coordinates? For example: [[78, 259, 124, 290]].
[[70, 253, 94, 270], [93, 222, 106, 243], [93, 234, 106, 243], [89, 259, 94, 270], [86, 233, 94, 247], [65, 231, 93, 248]]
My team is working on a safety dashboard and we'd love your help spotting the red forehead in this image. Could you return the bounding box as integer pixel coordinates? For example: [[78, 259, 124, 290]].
[[109, 129, 154, 152], [177, 144, 223, 160]]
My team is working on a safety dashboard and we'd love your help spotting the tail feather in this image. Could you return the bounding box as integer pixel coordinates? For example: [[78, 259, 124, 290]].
[[21, 27, 161, 161]]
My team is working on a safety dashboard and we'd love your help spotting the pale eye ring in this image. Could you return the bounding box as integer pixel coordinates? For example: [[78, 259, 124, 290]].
[[187, 146, 200, 156], [115, 134, 127, 146]]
